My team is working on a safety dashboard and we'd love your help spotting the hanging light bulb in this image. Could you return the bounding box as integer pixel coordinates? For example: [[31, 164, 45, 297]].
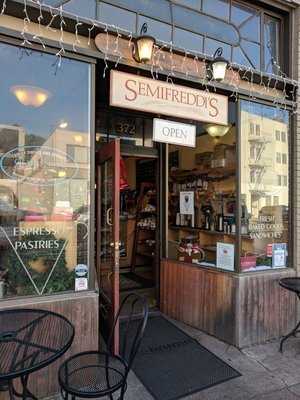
[[134, 23, 155, 63], [10, 85, 51, 107], [210, 48, 229, 82]]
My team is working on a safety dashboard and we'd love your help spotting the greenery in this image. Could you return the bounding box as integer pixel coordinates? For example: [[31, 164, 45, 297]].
[[6, 232, 75, 296]]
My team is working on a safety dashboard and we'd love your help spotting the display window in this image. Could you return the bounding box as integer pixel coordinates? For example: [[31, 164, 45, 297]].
[[240, 100, 290, 272], [167, 102, 237, 271], [166, 99, 291, 273], [0, 42, 92, 298]]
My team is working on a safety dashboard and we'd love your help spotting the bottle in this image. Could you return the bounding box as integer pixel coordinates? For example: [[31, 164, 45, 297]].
[[217, 213, 224, 232]]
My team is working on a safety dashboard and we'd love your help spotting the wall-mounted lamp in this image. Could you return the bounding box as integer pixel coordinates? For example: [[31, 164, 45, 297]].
[[133, 23, 155, 63], [210, 47, 229, 82]]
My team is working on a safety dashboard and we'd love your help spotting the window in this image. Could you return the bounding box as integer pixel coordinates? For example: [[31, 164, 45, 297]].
[[250, 145, 256, 159], [250, 122, 255, 136], [96, 1, 284, 73], [281, 131, 286, 143], [167, 102, 237, 271], [264, 14, 280, 74], [265, 196, 271, 206], [66, 145, 89, 164], [277, 175, 282, 186], [276, 153, 281, 163], [282, 153, 287, 164], [256, 124, 260, 136], [240, 101, 289, 272], [0, 42, 91, 298], [273, 196, 279, 205]]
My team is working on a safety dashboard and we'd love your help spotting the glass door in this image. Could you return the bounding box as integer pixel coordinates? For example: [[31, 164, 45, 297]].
[[96, 139, 120, 354]]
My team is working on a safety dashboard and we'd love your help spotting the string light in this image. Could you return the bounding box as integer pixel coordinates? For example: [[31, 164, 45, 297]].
[[2, 0, 298, 111]]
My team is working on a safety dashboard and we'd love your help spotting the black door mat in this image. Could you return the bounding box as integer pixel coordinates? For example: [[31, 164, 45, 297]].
[[120, 272, 154, 291], [121, 316, 241, 400]]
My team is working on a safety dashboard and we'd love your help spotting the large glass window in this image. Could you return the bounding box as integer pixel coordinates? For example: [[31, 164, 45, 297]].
[[0, 42, 91, 298], [167, 103, 237, 271], [240, 101, 289, 272]]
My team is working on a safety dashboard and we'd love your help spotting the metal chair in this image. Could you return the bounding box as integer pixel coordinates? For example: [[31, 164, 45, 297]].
[[58, 293, 149, 400]]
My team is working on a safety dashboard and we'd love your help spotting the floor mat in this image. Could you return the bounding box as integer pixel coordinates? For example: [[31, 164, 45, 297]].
[[121, 316, 241, 400], [120, 272, 153, 291]]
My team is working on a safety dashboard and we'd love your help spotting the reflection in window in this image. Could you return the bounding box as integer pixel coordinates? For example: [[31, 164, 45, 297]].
[[264, 15, 280, 73], [0, 42, 91, 298], [240, 101, 289, 272]]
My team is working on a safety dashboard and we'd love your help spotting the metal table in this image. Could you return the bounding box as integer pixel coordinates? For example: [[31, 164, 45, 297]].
[[0, 308, 74, 399], [279, 278, 300, 352]]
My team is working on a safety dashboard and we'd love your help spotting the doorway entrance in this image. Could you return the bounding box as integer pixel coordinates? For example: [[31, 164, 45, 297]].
[[96, 139, 160, 352]]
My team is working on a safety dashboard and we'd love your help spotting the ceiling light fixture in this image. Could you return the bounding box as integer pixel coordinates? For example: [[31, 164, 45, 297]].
[[10, 85, 51, 108]]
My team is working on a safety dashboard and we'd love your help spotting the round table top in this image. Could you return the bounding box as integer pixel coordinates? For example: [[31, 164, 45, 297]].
[[0, 309, 74, 381], [279, 277, 300, 294]]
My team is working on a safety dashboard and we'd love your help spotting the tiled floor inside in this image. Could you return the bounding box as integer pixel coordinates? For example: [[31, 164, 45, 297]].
[[122, 316, 300, 400]]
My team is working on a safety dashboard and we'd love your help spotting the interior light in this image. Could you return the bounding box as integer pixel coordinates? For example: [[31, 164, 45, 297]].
[[211, 48, 229, 82], [58, 170, 66, 178], [10, 85, 51, 108], [134, 23, 155, 63], [74, 135, 83, 143], [204, 123, 231, 138]]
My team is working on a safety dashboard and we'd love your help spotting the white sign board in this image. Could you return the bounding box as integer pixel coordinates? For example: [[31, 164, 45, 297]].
[[110, 70, 228, 125], [153, 119, 196, 147], [217, 242, 235, 271], [180, 191, 194, 215]]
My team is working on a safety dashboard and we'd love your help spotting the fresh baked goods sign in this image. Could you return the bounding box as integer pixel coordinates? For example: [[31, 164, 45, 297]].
[[110, 70, 228, 125]]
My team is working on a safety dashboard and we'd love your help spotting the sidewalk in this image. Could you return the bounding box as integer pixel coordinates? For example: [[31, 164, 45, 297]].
[[124, 317, 300, 400]]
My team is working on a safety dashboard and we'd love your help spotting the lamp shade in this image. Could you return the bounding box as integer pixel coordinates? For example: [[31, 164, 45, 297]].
[[10, 85, 51, 107], [136, 35, 155, 63], [211, 59, 228, 81], [204, 123, 231, 138]]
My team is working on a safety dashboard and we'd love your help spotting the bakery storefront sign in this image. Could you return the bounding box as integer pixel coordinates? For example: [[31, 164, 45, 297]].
[[110, 71, 228, 125]]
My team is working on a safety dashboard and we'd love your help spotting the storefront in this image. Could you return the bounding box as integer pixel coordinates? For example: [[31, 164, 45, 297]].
[[0, 0, 299, 396]]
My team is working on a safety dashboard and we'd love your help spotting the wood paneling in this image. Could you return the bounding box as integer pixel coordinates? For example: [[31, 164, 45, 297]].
[[160, 260, 297, 347], [0, 291, 99, 400], [237, 270, 297, 347], [160, 259, 238, 344]]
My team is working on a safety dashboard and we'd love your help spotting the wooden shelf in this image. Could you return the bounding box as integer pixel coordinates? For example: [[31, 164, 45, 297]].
[[169, 166, 236, 181], [170, 225, 252, 239]]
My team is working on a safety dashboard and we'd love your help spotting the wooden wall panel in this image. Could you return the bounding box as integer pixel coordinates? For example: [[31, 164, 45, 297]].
[[160, 259, 238, 345], [0, 291, 99, 400], [237, 270, 297, 347], [160, 260, 297, 348]]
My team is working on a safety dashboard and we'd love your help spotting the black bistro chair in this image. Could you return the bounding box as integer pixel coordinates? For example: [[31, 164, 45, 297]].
[[58, 293, 149, 400]]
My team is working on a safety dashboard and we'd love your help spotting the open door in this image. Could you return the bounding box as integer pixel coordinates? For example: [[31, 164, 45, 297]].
[[96, 139, 120, 355]]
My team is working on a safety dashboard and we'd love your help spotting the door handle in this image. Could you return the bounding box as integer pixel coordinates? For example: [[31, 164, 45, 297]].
[[106, 207, 113, 226]]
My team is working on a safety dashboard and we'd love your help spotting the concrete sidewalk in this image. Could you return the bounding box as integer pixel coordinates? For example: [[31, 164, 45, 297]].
[[124, 317, 300, 400]]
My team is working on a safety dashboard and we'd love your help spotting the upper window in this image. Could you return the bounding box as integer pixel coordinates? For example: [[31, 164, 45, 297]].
[[44, 1, 284, 74], [0, 42, 91, 299]]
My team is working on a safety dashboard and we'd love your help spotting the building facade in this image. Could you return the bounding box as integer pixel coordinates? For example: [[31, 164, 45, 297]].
[[0, 0, 299, 397]]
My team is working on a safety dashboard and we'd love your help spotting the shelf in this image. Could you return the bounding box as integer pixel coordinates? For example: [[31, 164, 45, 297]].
[[136, 251, 154, 258], [137, 227, 156, 231], [170, 225, 252, 239], [169, 166, 236, 180]]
